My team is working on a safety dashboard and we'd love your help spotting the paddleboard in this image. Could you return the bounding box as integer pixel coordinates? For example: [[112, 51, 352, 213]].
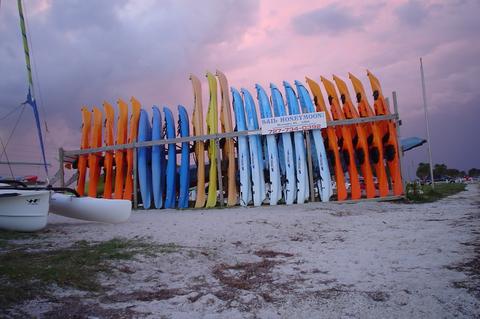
[[283, 81, 308, 203], [152, 106, 165, 208], [164, 106, 177, 208], [255, 84, 281, 205], [295, 80, 332, 202], [77, 107, 91, 196], [270, 84, 296, 205], [366, 71, 403, 195], [123, 97, 141, 200], [178, 105, 190, 209], [103, 101, 115, 199], [349, 73, 389, 197], [305, 77, 347, 201], [114, 99, 128, 199], [333, 75, 376, 199], [231, 87, 252, 206], [216, 70, 237, 207], [138, 109, 152, 209], [88, 107, 103, 198], [205, 72, 218, 208], [190, 75, 206, 208], [321, 76, 362, 200], [241, 88, 266, 206]]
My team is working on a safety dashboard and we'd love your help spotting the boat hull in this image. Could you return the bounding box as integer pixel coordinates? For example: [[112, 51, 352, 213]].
[[0, 190, 49, 232]]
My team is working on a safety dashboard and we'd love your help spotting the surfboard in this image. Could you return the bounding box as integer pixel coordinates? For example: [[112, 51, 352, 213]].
[[114, 99, 128, 199], [333, 75, 376, 199], [123, 97, 141, 200], [269, 84, 296, 205], [295, 80, 333, 202], [231, 87, 252, 206], [283, 81, 308, 203], [349, 73, 389, 197], [138, 109, 152, 209], [241, 88, 266, 206], [102, 102, 115, 199], [178, 105, 190, 209], [151, 105, 165, 208], [205, 72, 218, 208], [216, 70, 238, 207], [163, 106, 177, 208], [190, 75, 206, 208], [321, 77, 362, 200], [87, 107, 103, 198], [77, 107, 91, 196], [366, 70, 403, 196], [305, 77, 347, 201], [255, 84, 281, 205]]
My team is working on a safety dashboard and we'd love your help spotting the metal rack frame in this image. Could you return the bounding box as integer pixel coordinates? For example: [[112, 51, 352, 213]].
[[57, 102, 404, 209]]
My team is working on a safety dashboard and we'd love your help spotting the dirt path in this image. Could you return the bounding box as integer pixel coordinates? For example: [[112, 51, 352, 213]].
[[6, 184, 480, 318]]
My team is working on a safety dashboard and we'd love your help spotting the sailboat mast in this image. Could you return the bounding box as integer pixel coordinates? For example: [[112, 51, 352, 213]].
[[17, 0, 49, 176]]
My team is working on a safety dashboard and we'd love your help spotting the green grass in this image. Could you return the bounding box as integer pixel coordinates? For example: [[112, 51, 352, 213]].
[[0, 237, 178, 308], [406, 182, 466, 203]]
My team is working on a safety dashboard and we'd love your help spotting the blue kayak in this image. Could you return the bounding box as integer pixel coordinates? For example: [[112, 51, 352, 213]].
[[138, 109, 152, 209], [295, 80, 332, 202], [231, 87, 252, 206], [270, 84, 296, 205], [283, 81, 308, 203], [241, 88, 266, 206], [255, 84, 281, 205], [163, 107, 176, 208], [151, 106, 165, 209], [177, 105, 190, 209]]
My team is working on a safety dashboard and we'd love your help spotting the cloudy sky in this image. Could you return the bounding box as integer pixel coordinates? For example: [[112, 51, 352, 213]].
[[0, 0, 479, 178]]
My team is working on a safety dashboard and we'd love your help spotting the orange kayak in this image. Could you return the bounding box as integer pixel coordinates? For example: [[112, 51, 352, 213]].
[[123, 97, 141, 200], [333, 75, 376, 198], [366, 71, 403, 196], [305, 77, 347, 201], [87, 107, 103, 198], [114, 99, 128, 199], [349, 73, 389, 197], [76, 107, 91, 196], [103, 101, 115, 199], [321, 76, 361, 200]]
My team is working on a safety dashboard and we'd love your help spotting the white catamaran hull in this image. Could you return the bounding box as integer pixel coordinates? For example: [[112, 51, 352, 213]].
[[49, 193, 131, 224], [0, 189, 50, 232]]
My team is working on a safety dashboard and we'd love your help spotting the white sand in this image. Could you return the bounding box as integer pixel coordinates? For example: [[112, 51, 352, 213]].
[[14, 184, 480, 318]]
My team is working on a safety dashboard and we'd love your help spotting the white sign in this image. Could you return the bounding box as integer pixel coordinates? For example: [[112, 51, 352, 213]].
[[260, 112, 327, 135]]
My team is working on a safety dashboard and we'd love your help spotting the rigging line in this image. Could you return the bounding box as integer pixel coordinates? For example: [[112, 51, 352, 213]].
[[0, 103, 23, 121], [0, 135, 15, 179], [0, 104, 26, 161], [21, 0, 49, 133]]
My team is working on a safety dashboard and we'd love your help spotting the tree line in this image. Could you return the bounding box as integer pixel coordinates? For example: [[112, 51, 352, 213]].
[[416, 163, 480, 180]]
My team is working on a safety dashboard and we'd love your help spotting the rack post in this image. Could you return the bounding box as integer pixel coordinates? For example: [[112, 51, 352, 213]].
[[215, 138, 224, 207], [132, 144, 138, 209], [305, 131, 316, 202], [392, 91, 406, 194], [58, 147, 65, 187]]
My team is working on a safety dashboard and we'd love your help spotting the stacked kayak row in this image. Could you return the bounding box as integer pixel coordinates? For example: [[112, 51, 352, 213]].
[[74, 70, 403, 208], [75, 98, 192, 209]]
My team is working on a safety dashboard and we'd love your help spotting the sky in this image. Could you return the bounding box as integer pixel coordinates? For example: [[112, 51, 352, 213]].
[[0, 0, 479, 179]]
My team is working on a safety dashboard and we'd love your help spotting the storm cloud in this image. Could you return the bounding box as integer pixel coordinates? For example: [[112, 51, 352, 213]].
[[0, 0, 478, 178]]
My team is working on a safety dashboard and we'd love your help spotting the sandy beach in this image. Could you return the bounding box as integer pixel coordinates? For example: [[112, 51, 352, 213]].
[[2, 183, 479, 318]]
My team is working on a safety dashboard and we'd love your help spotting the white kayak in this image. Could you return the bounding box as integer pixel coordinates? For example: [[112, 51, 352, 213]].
[[49, 193, 131, 224], [0, 188, 50, 232]]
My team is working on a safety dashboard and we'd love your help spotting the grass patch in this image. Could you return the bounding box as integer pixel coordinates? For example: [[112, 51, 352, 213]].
[[0, 237, 178, 309], [406, 182, 466, 203], [0, 231, 39, 249]]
